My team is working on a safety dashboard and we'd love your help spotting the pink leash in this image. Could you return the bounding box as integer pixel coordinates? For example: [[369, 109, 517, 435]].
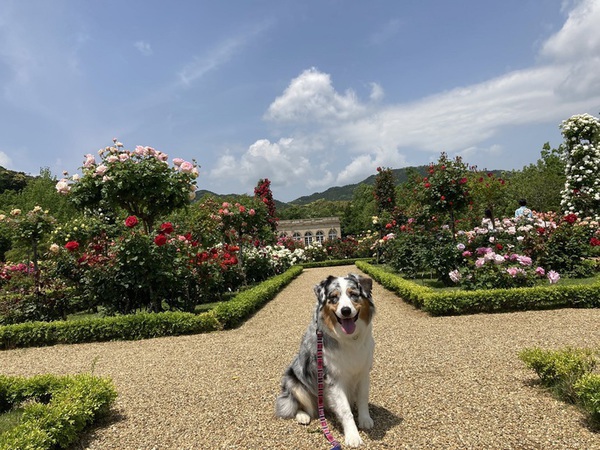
[[316, 330, 342, 450]]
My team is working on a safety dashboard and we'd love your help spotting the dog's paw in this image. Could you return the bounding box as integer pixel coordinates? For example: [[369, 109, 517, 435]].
[[358, 415, 374, 429], [295, 410, 311, 425], [344, 432, 363, 448]]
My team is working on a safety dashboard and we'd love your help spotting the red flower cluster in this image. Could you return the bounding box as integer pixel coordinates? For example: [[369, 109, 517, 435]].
[[196, 244, 239, 270], [563, 213, 578, 224], [154, 221, 175, 246], [591, 237, 600, 247], [125, 215, 138, 228], [65, 241, 80, 252]]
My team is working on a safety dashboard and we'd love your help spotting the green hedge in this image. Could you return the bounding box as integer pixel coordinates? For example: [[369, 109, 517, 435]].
[[0, 373, 117, 450], [520, 346, 600, 425], [0, 266, 302, 350], [301, 258, 374, 269], [212, 265, 303, 328], [356, 261, 600, 316]]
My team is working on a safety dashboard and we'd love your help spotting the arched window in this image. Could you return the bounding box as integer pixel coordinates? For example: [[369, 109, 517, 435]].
[[316, 230, 325, 243], [328, 229, 337, 241], [293, 232, 302, 241], [304, 231, 313, 246]]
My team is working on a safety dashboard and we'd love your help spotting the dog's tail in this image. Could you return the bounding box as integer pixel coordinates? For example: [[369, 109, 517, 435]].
[[275, 368, 316, 419], [275, 389, 298, 419]]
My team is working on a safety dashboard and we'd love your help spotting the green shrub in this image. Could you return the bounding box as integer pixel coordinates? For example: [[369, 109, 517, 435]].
[[519, 347, 597, 402], [212, 265, 302, 328], [0, 373, 116, 450], [574, 373, 600, 423], [0, 266, 302, 349], [356, 261, 600, 316]]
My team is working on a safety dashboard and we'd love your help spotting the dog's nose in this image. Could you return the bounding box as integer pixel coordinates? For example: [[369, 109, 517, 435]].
[[341, 306, 352, 317]]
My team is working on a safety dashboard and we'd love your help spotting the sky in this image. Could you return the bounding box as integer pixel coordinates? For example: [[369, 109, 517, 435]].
[[0, 0, 599, 202]]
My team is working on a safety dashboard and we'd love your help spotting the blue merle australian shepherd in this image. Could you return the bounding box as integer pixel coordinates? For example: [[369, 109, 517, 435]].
[[275, 273, 375, 447]]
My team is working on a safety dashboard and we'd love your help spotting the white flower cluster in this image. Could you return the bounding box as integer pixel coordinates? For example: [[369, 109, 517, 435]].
[[243, 245, 307, 272], [559, 114, 600, 221]]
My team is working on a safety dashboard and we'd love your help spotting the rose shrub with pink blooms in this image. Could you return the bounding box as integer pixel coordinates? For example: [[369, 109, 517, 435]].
[[58, 139, 198, 233], [449, 246, 558, 290]]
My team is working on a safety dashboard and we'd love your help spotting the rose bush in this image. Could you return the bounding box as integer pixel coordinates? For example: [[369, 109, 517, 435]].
[[57, 140, 198, 233], [559, 113, 600, 221]]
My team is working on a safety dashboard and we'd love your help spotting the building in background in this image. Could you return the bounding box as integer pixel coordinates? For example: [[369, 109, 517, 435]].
[[277, 217, 341, 246]]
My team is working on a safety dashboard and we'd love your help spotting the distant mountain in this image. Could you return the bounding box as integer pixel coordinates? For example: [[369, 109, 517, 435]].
[[289, 166, 430, 205]]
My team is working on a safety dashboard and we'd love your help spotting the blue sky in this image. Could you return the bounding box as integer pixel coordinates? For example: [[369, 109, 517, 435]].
[[1, 0, 599, 202]]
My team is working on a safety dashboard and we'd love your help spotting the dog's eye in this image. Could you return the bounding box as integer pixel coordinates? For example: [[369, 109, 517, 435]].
[[327, 292, 340, 303], [347, 289, 360, 299]]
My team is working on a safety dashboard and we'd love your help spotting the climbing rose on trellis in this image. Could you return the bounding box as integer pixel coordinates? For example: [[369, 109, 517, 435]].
[[559, 113, 600, 221], [254, 178, 278, 231]]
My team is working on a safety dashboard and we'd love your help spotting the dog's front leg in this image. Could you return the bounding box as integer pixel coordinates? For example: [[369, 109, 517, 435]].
[[327, 385, 362, 447], [356, 374, 373, 430]]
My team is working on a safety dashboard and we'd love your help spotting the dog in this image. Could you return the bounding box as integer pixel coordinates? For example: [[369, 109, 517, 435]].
[[275, 273, 375, 448]]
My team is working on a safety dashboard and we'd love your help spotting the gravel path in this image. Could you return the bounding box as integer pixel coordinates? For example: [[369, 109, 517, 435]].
[[1, 265, 600, 449]]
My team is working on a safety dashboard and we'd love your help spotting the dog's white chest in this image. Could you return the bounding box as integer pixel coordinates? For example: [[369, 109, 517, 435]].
[[325, 333, 374, 379]]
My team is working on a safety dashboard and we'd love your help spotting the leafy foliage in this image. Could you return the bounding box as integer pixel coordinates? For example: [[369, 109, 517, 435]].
[[61, 141, 198, 233]]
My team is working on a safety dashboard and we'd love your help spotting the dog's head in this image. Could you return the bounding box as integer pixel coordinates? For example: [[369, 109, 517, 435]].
[[314, 273, 374, 337]]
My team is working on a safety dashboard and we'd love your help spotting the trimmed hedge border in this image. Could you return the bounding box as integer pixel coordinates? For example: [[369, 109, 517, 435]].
[[0, 265, 303, 350], [355, 261, 600, 316], [301, 258, 374, 269], [0, 373, 117, 450]]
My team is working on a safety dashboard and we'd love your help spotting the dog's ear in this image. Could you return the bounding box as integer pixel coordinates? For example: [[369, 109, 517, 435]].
[[314, 275, 336, 305], [348, 273, 373, 299]]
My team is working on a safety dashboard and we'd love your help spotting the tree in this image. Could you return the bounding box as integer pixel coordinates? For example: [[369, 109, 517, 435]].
[[419, 153, 470, 238], [373, 167, 396, 215], [254, 178, 278, 231], [341, 184, 377, 236], [59, 141, 199, 233], [467, 171, 508, 227], [503, 143, 565, 215]]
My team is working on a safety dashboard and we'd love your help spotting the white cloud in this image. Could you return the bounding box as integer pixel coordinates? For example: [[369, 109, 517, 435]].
[[178, 21, 272, 86], [541, 0, 600, 62], [250, 0, 600, 192], [134, 40, 153, 56], [369, 82, 384, 102], [210, 138, 312, 190], [0, 150, 12, 168], [265, 67, 366, 123]]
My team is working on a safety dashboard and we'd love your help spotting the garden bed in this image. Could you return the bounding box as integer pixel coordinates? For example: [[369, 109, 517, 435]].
[[356, 261, 600, 315], [0, 265, 302, 350]]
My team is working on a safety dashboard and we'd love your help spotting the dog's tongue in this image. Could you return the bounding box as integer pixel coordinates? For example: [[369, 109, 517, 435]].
[[340, 318, 356, 335]]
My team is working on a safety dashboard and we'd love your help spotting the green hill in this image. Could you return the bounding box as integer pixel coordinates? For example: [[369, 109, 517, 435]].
[[289, 166, 430, 205]]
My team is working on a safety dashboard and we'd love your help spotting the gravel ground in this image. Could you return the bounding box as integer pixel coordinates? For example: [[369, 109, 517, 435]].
[[1, 265, 600, 449]]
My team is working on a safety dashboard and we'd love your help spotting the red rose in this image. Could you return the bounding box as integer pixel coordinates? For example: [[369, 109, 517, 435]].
[[424, 183, 431, 188], [563, 213, 578, 224], [496, 243, 503, 251], [65, 241, 79, 252], [154, 234, 168, 246], [591, 237, 600, 247], [160, 222, 174, 234], [125, 215, 138, 228]]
